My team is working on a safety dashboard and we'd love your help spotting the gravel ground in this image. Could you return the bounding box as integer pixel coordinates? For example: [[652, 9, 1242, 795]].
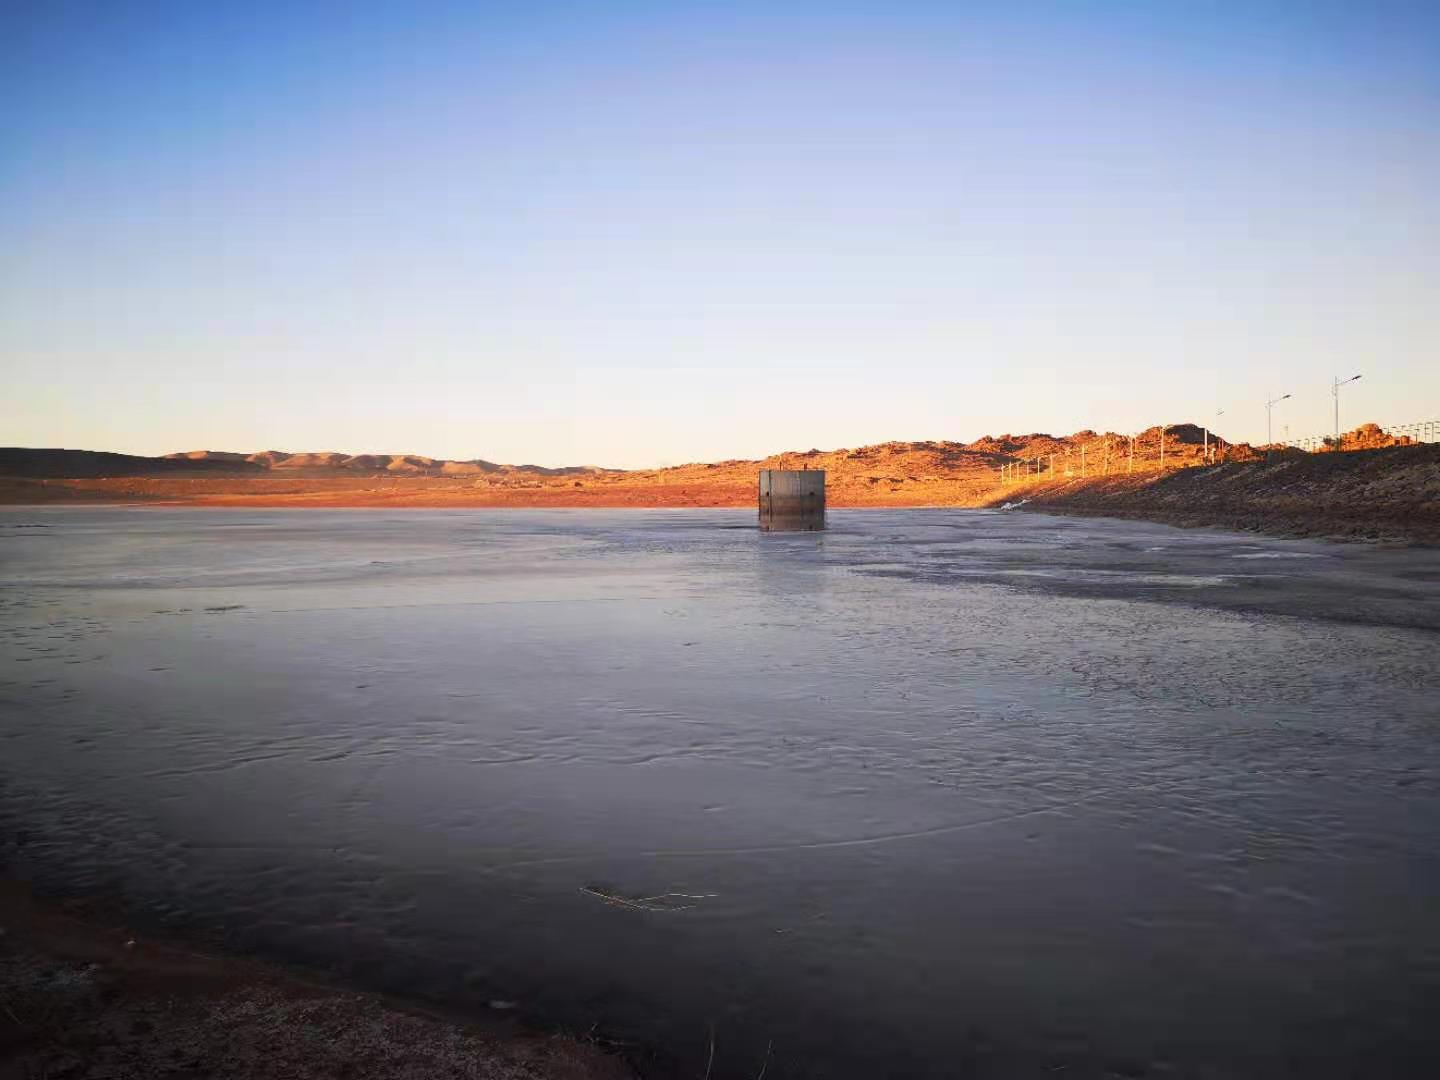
[[0, 881, 634, 1080]]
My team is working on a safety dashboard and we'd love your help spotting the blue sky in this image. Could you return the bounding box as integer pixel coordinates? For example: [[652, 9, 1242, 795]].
[[3, 1, 1436, 466]]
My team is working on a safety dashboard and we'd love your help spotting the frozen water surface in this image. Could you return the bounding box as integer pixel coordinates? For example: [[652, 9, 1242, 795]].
[[2, 508, 1439, 1078]]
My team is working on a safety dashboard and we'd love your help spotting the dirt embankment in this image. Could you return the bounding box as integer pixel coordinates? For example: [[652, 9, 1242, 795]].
[[0, 878, 633, 1080], [993, 442, 1440, 543]]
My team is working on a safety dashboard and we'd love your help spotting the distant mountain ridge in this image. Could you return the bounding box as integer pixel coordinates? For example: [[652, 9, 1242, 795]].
[[3, 422, 1417, 483], [0, 448, 615, 479], [162, 450, 612, 476], [0, 449, 266, 479]]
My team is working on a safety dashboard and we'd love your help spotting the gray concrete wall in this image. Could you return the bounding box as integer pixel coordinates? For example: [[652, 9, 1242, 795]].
[[759, 469, 825, 531]]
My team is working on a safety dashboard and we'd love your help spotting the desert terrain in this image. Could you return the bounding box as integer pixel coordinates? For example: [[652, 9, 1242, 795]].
[[1, 422, 1433, 540], [0, 423, 1257, 508]]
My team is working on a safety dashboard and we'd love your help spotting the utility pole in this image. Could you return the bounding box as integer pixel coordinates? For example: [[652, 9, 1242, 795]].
[[1332, 374, 1362, 448], [1205, 408, 1224, 464], [1266, 392, 1291, 447], [1128, 434, 1134, 474], [1159, 424, 1168, 470]]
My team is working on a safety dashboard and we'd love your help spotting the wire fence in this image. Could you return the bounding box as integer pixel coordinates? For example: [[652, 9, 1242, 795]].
[[1284, 419, 1440, 452], [996, 432, 1223, 485], [998, 419, 1439, 485]]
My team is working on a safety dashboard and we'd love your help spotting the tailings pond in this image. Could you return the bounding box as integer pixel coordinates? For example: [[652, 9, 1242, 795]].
[[2, 508, 1438, 1077]]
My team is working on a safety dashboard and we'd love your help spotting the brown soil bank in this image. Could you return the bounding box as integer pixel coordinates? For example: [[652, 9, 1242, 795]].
[[0, 879, 633, 1080], [996, 442, 1440, 543]]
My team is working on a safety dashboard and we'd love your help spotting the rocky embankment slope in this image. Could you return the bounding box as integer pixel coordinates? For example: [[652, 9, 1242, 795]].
[[997, 442, 1440, 543]]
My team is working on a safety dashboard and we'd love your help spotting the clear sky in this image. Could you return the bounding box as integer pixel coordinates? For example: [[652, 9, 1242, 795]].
[[3, 1, 1436, 467]]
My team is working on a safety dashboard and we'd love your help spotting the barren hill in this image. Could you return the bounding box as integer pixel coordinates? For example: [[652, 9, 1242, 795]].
[[0, 449, 264, 479]]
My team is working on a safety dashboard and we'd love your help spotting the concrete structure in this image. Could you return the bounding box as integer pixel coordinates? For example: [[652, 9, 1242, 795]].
[[759, 469, 825, 531]]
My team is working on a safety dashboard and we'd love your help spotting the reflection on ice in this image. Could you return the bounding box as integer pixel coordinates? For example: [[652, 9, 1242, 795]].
[[2, 507, 1439, 1079]]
